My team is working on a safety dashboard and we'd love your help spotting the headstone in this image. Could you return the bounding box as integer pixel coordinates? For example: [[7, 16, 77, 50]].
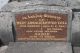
[[0, 1, 72, 53], [13, 6, 72, 42]]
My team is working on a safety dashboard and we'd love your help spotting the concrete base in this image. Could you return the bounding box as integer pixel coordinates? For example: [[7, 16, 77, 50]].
[[5, 42, 72, 53]]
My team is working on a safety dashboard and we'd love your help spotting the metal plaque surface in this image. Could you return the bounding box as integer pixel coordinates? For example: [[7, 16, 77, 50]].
[[15, 12, 68, 41]]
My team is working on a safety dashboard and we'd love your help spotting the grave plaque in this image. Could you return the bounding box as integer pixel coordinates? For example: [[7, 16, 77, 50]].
[[15, 6, 72, 42]]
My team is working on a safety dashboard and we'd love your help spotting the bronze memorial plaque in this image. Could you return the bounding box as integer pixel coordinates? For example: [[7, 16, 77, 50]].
[[15, 13, 68, 41]]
